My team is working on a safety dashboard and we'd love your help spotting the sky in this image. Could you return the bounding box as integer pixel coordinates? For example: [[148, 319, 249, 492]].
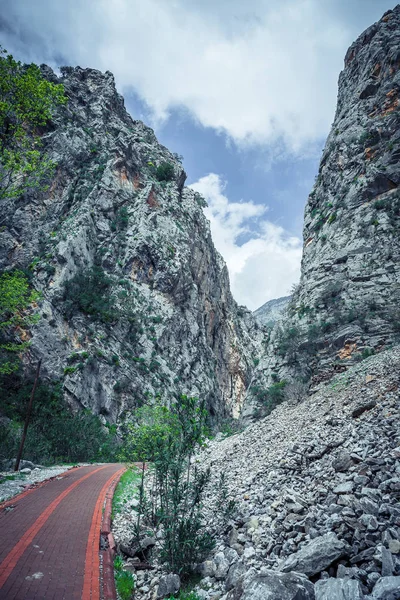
[[0, 0, 397, 309]]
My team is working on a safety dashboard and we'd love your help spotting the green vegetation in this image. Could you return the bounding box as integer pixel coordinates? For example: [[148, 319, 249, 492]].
[[111, 206, 129, 232], [112, 467, 141, 518], [0, 374, 118, 464], [167, 592, 202, 600], [155, 161, 175, 182], [250, 380, 287, 415], [122, 396, 214, 578], [63, 265, 115, 322], [114, 556, 135, 600], [0, 270, 40, 375], [0, 47, 66, 200]]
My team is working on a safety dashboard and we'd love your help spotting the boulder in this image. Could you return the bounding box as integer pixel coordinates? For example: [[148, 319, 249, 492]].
[[281, 533, 346, 577], [214, 552, 230, 580], [240, 571, 315, 600], [314, 578, 364, 599], [120, 536, 155, 559], [156, 574, 180, 598], [371, 576, 400, 599], [225, 562, 247, 591]]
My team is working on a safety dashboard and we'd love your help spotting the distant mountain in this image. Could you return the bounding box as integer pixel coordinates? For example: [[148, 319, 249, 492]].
[[253, 295, 291, 326]]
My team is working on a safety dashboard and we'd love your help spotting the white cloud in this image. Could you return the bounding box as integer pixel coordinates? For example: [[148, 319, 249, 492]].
[[190, 174, 302, 310], [1, 0, 389, 153]]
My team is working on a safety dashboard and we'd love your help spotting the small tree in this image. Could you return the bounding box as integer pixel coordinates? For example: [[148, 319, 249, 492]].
[[123, 396, 214, 577], [0, 47, 67, 200]]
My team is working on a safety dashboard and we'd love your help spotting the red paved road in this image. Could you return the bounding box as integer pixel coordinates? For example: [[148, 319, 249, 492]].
[[0, 464, 124, 600]]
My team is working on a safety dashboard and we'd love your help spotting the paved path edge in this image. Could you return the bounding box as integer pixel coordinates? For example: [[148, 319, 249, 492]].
[[100, 466, 126, 600]]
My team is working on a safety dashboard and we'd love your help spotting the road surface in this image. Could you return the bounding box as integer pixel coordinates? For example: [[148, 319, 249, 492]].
[[0, 463, 124, 600]]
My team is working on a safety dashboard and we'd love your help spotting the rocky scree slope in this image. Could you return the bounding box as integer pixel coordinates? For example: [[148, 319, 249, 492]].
[[245, 6, 400, 417], [0, 65, 262, 423], [194, 347, 400, 600]]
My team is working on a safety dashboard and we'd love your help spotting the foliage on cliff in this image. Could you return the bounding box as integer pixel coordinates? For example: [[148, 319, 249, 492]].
[[0, 47, 66, 200]]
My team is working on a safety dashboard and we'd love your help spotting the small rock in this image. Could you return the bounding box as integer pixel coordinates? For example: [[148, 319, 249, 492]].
[[333, 482, 354, 494], [388, 540, 400, 555], [157, 574, 180, 598]]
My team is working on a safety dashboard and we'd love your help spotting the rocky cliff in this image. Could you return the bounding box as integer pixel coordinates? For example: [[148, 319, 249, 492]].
[[0, 66, 262, 423], [245, 6, 400, 416], [253, 296, 291, 327]]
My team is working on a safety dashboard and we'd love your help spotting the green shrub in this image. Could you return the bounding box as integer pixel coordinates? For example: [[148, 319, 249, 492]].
[[115, 568, 135, 600], [62, 266, 115, 322], [250, 381, 287, 415], [155, 162, 175, 182]]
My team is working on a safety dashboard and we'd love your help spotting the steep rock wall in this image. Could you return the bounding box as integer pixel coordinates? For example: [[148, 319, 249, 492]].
[[0, 66, 262, 423], [244, 6, 400, 416]]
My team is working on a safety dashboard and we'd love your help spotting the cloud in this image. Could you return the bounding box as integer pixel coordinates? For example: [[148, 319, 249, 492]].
[[0, 0, 391, 154], [190, 174, 302, 310]]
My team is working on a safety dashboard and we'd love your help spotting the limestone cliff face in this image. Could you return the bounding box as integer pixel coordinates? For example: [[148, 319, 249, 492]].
[[0, 66, 261, 422], [245, 6, 400, 415]]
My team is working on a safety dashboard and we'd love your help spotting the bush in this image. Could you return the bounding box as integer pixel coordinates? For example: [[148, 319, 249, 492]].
[[62, 265, 115, 322], [155, 162, 175, 182], [250, 381, 287, 415]]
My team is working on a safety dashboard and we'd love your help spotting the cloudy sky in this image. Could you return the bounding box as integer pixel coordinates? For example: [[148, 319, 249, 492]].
[[0, 0, 396, 309]]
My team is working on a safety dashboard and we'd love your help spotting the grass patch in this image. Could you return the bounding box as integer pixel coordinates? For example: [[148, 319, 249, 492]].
[[111, 467, 141, 518]]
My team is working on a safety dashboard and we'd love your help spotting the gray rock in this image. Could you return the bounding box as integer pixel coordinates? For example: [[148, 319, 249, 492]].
[[214, 552, 230, 580], [281, 533, 346, 577], [332, 454, 354, 473], [388, 541, 400, 555], [240, 571, 315, 600], [333, 482, 354, 494], [314, 578, 364, 600], [225, 562, 247, 592], [157, 574, 180, 598], [371, 576, 400, 599], [381, 547, 394, 577]]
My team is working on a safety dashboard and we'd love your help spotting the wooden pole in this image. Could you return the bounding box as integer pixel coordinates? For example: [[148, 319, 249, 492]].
[[14, 359, 42, 472]]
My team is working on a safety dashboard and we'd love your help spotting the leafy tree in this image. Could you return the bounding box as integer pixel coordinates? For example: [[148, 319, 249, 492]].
[[0, 270, 39, 374], [122, 396, 214, 577], [0, 47, 67, 200]]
